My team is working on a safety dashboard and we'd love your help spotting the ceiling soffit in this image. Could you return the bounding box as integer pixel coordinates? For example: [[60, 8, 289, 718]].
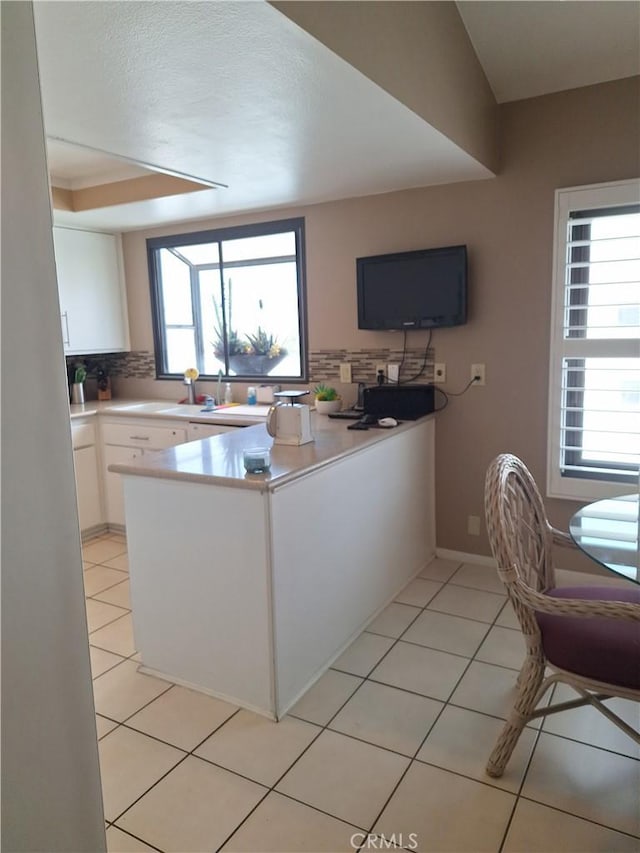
[[271, 0, 499, 173]]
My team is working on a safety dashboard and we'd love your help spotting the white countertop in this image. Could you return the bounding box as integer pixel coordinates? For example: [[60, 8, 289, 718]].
[[109, 413, 432, 492], [70, 399, 272, 426]]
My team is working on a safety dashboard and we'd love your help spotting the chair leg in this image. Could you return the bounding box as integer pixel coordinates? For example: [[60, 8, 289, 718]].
[[486, 655, 545, 778]]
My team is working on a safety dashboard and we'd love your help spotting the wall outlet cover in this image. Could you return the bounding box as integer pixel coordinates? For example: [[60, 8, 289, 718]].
[[471, 363, 486, 386], [387, 364, 400, 383], [467, 515, 481, 536], [433, 363, 446, 383]]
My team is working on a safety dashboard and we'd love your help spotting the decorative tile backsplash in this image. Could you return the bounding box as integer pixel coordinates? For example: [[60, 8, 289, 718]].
[[66, 347, 435, 386], [309, 348, 435, 385], [65, 351, 154, 380]]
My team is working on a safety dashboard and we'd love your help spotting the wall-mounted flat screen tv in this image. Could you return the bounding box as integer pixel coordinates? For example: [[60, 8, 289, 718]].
[[357, 244, 467, 330]]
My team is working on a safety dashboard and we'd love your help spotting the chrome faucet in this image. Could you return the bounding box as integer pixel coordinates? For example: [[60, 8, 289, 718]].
[[184, 377, 197, 404]]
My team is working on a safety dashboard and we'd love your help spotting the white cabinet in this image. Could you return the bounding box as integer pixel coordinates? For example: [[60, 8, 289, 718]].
[[101, 418, 187, 527], [102, 445, 141, 528], [187, 422, 241, 441], [53, 226, 130, 355], [71, 419, 103, 535]]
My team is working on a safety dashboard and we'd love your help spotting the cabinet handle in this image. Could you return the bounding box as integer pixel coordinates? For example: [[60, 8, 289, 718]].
[[129, 435, 150, 441], [61, 312, 70, 346]]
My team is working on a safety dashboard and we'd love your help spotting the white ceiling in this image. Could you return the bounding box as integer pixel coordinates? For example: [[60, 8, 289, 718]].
[[34, 1, 639, 232]]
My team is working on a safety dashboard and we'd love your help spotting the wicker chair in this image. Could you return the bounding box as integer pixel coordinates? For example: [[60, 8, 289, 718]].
[[483, 453, 640, 778]]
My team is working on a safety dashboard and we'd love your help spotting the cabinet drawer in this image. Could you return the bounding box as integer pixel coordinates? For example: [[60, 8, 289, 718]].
[[71, 421, 96, 449], [102, 422, 187, 449], [187, 422, 240, 440]]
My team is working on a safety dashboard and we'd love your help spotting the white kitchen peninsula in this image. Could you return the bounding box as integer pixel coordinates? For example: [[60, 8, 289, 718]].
[[111, 414, 435, 719]]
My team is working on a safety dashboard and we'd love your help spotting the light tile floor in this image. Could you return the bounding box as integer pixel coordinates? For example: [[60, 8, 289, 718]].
[[83, 534, 640, 853]]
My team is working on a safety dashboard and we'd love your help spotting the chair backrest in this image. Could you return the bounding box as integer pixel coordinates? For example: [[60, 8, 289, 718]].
[[484, 454, 556, 594]]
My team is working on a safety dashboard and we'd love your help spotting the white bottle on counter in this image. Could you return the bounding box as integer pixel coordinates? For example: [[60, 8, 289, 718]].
[[224, 383, 233, 404], [247, 386, 257, 405]]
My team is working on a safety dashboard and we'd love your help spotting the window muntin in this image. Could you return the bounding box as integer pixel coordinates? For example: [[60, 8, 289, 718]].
[[148, 219, 307, 381], [548, 181, 640, 500]]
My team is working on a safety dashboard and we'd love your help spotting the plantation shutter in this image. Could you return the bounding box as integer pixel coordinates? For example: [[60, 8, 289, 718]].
[[560, 206, 640, 481], [548, 181, 640, 500]]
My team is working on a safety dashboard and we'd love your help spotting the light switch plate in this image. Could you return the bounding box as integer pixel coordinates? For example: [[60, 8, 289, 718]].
[[339, 363, 352, 383]]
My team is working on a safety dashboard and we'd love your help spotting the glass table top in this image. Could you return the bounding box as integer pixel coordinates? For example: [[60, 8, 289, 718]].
[[569, 493, 639, 584]]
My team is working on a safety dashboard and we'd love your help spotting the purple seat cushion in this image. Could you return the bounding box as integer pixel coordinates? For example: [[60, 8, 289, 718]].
[[535, 586, 640, 690]]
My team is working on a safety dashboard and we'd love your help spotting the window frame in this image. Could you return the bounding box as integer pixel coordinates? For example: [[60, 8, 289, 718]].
[[147, 217, 309, 382], [547, 179, 640, 501]]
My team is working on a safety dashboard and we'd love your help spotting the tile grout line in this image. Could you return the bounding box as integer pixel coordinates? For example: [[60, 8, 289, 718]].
[[107, 823, 164, 853], [86, 607, 132, 637], [86, 575, 130, 601]]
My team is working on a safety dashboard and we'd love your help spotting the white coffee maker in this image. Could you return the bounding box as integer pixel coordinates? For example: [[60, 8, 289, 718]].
[[266, 390, 314, 446]]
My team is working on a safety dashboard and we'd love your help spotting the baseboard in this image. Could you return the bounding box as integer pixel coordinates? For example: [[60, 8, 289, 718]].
[[435, 547, 496, 568], [81, 523, 108, 543], [435, 549, 625, 587]]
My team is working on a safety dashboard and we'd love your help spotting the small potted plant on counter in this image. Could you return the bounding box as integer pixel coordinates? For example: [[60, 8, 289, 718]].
[[314, 383, 342, 414], [71, 363, 87, 405]]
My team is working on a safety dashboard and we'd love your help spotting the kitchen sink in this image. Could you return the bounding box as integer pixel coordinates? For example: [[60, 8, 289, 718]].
[[159, 404, 271, 419], [157, 405, 213, 417], [108, 402, 178, 414]]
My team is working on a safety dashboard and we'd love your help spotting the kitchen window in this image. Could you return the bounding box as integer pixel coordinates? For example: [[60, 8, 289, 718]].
[[148, 218, 308, 381], [547, 179, 640, 500]]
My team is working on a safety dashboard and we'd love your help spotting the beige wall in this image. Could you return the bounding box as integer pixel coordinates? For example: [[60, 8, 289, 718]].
[[271, 1, 499, 172], [122, 76, 639, 564]]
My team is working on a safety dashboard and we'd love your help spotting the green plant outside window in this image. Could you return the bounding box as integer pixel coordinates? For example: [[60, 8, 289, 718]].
[[148, 218, 307, 381]]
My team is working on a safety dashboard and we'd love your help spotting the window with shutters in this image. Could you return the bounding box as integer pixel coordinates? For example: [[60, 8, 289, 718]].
[[547, 180, 640, 500]]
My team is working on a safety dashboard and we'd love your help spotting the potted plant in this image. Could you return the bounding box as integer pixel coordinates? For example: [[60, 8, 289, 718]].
[[213, 286, 287, 375], [314, 383, 342, 414], [71, 363, 87, 404]]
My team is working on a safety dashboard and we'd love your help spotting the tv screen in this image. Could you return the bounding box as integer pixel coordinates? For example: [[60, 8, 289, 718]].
[[357, 245, 467, 330]]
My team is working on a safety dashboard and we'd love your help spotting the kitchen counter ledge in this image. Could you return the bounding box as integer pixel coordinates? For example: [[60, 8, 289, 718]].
[[70, 399, 271, 426], [109, 414, 431, 492]]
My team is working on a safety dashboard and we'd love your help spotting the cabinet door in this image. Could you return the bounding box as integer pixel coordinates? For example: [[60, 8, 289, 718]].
[[73, 445, 103, 532], [102, 445, 140, 526], [53, 226, 130, 354]]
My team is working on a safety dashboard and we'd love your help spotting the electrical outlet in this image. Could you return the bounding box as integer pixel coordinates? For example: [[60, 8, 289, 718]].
[[433, 363, 446, 383], [387, 363, 400, 383], [376, 363, 386, 380], [339, 363, 352, 383], [471, 363, 486, 386], [467, 515, 481, 536]]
